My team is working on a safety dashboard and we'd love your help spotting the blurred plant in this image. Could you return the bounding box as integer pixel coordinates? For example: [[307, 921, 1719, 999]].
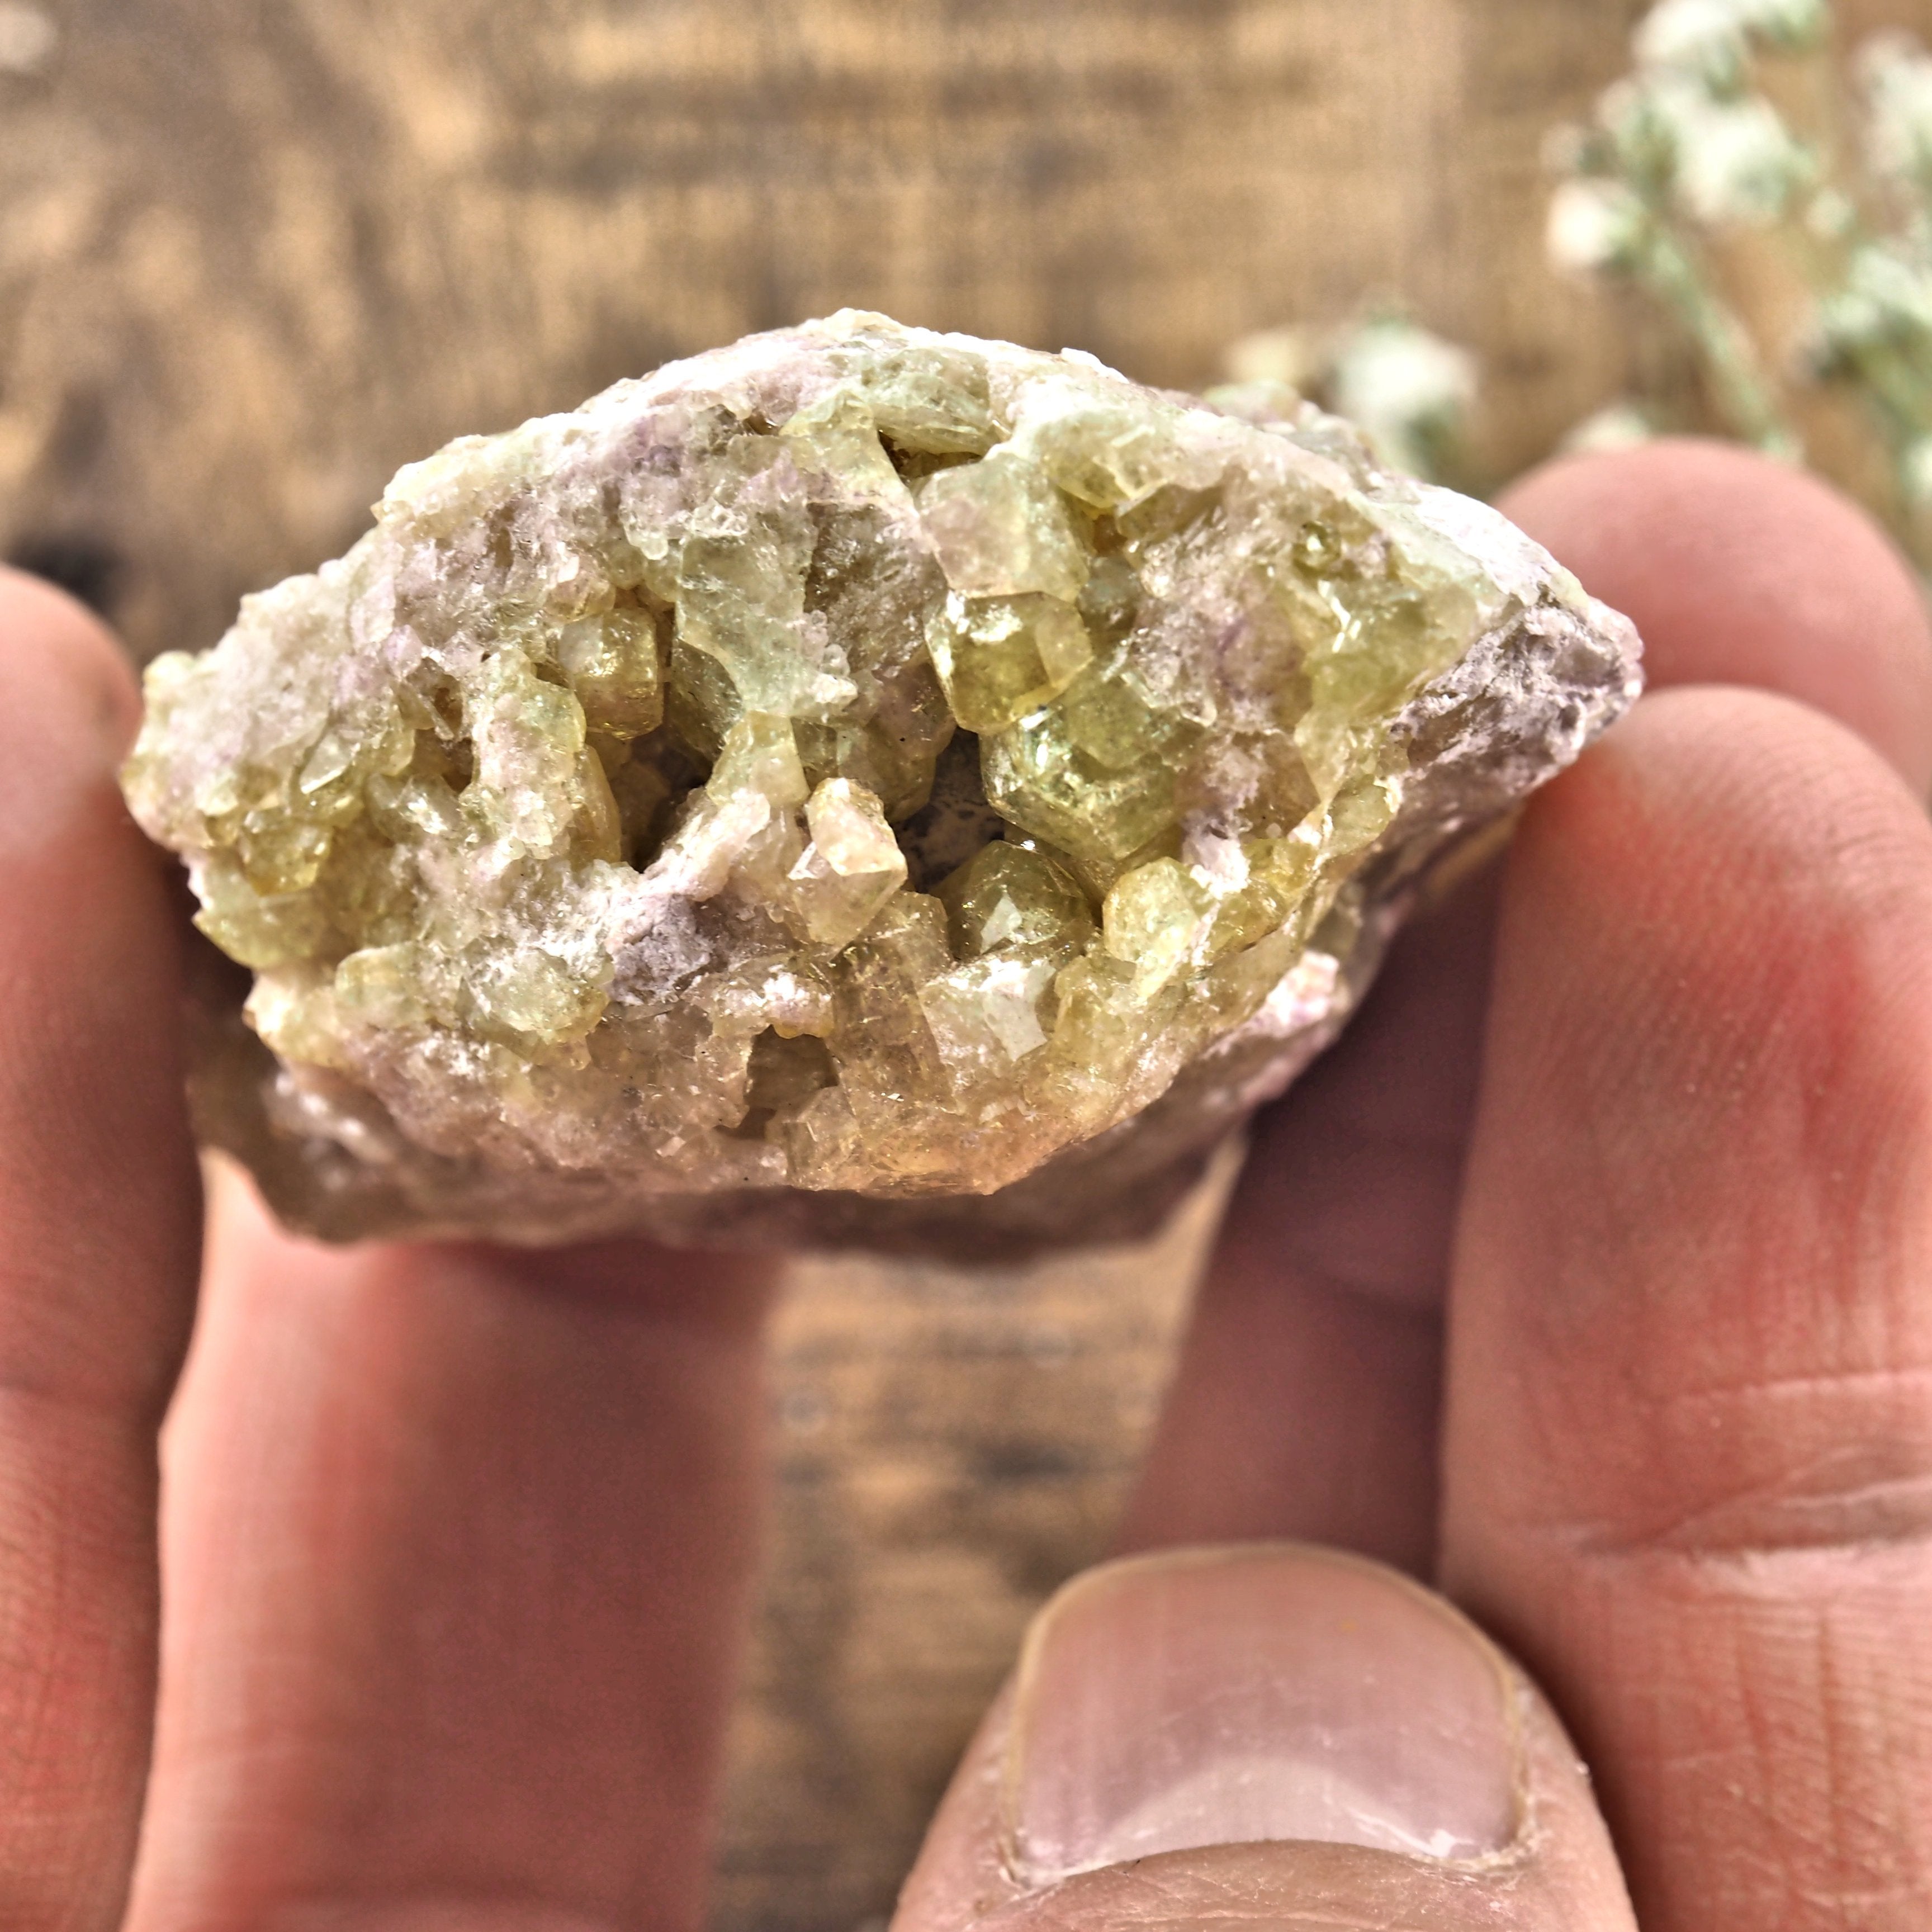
[[1220, 310, 1479, 487], [1550, 0, 1932, 565]]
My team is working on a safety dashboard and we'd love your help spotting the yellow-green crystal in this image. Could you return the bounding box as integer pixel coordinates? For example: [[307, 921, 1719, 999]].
[[121, 313, 1640, 1250]]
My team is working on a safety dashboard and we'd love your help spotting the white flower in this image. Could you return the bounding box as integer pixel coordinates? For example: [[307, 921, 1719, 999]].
[[1547, 178, 1650, 274], [1560, 405, 1660, 456], [1810, 245, 1932, 401], [1669, 92, 1811, 226], [1328, 321, 1477, 479], [1635, 0, 1824, 75], [1637, 0, 1748, 77], [1861, 32, 1932, 185], [1822, 244, 1932, 349], [1329, 323, 1475, 430], [1735, 0, 1828, 52]]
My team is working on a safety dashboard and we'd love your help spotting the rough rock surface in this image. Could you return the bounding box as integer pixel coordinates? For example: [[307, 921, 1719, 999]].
[[122, 313, 1641, 1253]]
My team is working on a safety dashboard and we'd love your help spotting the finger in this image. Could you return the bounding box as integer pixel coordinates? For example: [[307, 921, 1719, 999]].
[[1499, 437, 1932, 797], [1114, 870, 1498, 1573], [1441, 688, 1932, 1929], [0, 570, 202, 1928], [892, 1543, 1635, 1931], [126, 1173, 774, 1932], [1122, 441, 1932, 1568]]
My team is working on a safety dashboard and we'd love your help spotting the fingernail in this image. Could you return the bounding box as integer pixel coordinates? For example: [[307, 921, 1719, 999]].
[[1002, 1543, 1523, 1884]]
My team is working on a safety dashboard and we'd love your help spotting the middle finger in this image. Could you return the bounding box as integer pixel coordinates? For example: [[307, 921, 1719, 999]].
[[126, 1177, 774, 1932], [1119, 442, 1932, 1571]]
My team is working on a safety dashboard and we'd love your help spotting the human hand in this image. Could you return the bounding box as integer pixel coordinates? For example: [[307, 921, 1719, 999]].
[[0, 567, 778, 1932], [934, 441, 1932, 1929], [1, 438, 1928, 1931]]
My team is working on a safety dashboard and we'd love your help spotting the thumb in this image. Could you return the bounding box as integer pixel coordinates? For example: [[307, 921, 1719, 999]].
[[892, 1545, 1633, 1930]]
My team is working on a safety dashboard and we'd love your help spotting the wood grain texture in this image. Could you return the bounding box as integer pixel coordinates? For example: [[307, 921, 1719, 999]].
[[3, 0, 1664, 669], [723, 1173, 1227, 1931], [3, 4, 1927, 1928]]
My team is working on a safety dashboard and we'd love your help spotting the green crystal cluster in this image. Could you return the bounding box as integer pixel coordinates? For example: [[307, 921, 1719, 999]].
[[122, 313, 1639, 1247]]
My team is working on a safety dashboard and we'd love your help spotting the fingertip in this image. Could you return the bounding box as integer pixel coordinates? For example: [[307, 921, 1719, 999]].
[[1499, 439, 1932, 797], [0, 563, 141, 768], [1497, 686, 1932, 1142], [1518, 684, 1932, 950], [0, 557, 201, 1407], [0, 584, 198, 1929]]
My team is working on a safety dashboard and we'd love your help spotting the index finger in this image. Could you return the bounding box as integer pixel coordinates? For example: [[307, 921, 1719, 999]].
[[1500, 437, 1932, 797], [1119, 441, 1932, 1574], [0, 570, 202, 1928], [1442, 686, 1932, 1930]]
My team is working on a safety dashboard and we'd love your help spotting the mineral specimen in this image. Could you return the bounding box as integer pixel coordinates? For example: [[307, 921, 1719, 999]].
[[122, 312, 1641, 1253]]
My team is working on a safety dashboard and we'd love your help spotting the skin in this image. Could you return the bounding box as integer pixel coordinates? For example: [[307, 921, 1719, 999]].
[[0, 438, 1928, 1930]]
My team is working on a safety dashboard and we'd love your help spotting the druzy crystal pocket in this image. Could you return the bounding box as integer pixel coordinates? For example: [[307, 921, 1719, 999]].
[[123, 313, 1641, 1252]]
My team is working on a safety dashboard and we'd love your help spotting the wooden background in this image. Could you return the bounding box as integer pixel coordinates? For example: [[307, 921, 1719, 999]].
[[2, 3, 1925, 1926]]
